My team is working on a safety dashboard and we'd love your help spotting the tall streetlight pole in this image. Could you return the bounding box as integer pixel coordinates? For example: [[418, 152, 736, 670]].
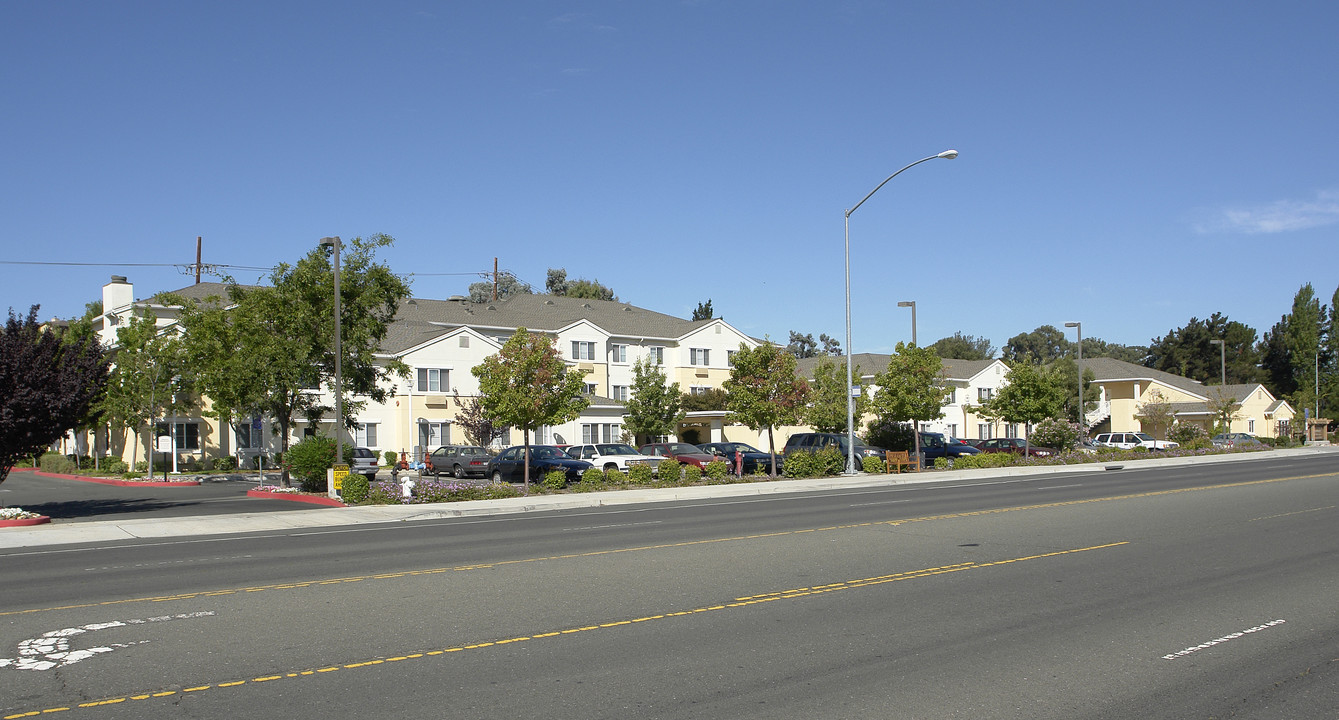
[[319, 237, 343, 472], [1209, 339, 1226, 386], [844, 150, 957, 475], [1064, 322, 1083, 435], [898, 301, 917, 346]]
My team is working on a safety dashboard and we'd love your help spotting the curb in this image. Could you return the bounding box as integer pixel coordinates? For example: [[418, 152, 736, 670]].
[[8, 467, 202, 486], [246, 490, 346, 507]]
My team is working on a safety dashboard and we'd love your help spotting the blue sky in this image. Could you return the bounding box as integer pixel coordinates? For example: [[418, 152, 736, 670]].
[[3, 1, 1336, 354]]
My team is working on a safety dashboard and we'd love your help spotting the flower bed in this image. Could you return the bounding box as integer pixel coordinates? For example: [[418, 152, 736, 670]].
[[0, 507, 51, 527]]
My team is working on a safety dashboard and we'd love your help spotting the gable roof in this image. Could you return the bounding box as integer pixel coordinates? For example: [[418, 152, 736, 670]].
[[794, 353, 1002, 382], [1083, 357, 1211, 398]]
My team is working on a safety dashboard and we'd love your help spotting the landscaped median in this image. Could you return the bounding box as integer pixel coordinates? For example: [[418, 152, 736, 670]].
[[0, 507, 50, 527], [246, 485, 346, 507]]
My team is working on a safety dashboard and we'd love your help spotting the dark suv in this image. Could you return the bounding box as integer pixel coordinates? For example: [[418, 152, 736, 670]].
[[781, 432, 885, 459]]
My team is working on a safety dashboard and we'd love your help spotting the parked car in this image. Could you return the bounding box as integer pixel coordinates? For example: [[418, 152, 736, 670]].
[[1075, 437, 1099, 454], [697, 442, 784, 475], [348, 447, 379, 481], [565, 443, 662, 473], [1212, 432, 1263, 448], [918, 432, 981, 467], [959, 438, 987, 449], [422, 445, 493, 479], [977, 437, 1057, 457], [638, 442, 719, 470], [781, 432, 886, 460], [1093, 432, 1179, 450], [486, 445, 593, 484]]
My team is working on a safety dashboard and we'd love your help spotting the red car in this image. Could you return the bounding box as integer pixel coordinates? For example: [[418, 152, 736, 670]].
[[976, 437, 1056, 457], [638, 442, 719, 471]]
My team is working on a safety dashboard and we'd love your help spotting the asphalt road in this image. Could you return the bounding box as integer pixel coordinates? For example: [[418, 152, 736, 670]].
[[1, 454, 1336, 719]]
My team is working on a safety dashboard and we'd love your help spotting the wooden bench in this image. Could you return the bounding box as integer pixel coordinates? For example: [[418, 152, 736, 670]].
[[885, 450, 918, 473]]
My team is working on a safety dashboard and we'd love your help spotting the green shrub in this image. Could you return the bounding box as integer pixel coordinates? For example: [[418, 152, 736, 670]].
[[541, 469, 568, 491], [1029, 418, 1080, 452], [40, 452, 76, 475], [952, 452, 1015, 470], [342, 474, 371, 503], [366, 480, 400, 504], [934, 457, 952, 470], [103, 458, 128, 475], [658, 463, 682, 483], [211, 456, 238, 472], [604, 467, 626, 485], [704, 460, 729, 482], [1181, 438, 1213, 450], [285, 436, 338, 493], [865, 421, 915, 452], [683, 464, 702, 485], [384, 451, 399, 467], [579, 467, 606, 488], [1169, 423, 1208, 445], [861, 455, 886, 475], [627, 464, 654, 485], [783, 446, 845, 478]]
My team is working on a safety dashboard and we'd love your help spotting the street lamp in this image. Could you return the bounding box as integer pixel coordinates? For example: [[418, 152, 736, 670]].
[[898, 301, 917, 346], [1064, 322, 1083, 434], [319, 236, 343, 472], [1209, 339, 1226, 387], [844, 149, 957, 475]]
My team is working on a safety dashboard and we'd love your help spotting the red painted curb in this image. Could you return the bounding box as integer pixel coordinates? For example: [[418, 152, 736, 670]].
[[11, 468, 201, 486], [0, 516, 52, 527], [246, 489, 346, 507]]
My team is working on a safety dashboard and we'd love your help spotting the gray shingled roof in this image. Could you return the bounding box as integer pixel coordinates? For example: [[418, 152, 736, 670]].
[[794, 353, 996, 381], [1082, 357, 1212, 398]]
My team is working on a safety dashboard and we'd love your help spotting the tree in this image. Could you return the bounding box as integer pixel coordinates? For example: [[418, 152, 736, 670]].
[[452, 390, 505, 447], [692, 299, 713, 321], [983, 361, 1067, 453], [97, 310, 190, 471], [543, 267, 616, 301], [1283, 283, 1325, 415], [472, 328, 589, 489], [819, 334, 842, 356], [172, 235, 410, 484], [680, 387, 729, 412], [805, 356, 866, 433], [1134, 389, 1177, 440], [1002, 325, 1070, 364], [1206, 388, 1242, 434], [724, 342, 809, 476], [930, 332, 995, 360], [1048, 357, 1098, 425], [469, 272, 532, 303], [786, 331, 817, 358], [0, 306, 110, 484], [869, 342, 949, 464], [545, 268, 569, 296], [1145, 313, 1261, 385], [622, 357, 683, 443]]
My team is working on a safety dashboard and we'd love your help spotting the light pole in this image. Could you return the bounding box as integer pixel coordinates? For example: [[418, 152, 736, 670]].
[[1064, 322, 1083, 434], [319, 236, 343, 471], [844, 150, 957, 475], [898, 301, 917, 346], [1209, 339, 1226, 386]]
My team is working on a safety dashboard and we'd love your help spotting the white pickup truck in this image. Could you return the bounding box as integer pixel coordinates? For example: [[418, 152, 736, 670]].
[[564, 443, 662, 473]]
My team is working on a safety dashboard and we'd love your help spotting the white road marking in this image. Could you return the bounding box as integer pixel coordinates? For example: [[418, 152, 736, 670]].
[[1161, 619, 1286, 660], [0, 611, 215, 671]]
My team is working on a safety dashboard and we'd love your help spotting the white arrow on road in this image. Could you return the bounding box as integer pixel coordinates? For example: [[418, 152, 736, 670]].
[[0, 611, 215, 671]]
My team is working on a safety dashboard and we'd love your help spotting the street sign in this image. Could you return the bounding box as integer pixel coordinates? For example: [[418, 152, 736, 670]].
[[155, 435, 173, 453], [332, 463, 349, 491]]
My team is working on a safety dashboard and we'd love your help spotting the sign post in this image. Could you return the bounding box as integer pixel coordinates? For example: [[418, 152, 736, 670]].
[[329, 464, 349, 499], [155, 435, 173, 481]]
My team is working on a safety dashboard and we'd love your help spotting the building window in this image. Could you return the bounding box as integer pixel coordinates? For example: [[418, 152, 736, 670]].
[[648, 346, 664, 364], [727, 349, 736, 367], [612, 385, 629, 402], [978, 423, 992, 440], [419, 421, 449, 451], [583, 383, 598, 396], [690, 386, 711, 395], [572, 341, 596, 360], [356, 423, 379, 448], [417, 368, 449, 393], [459, 336, 469, 348], [1005, 424, 1018, 438], [155, 421, 200, 451], [235, 422, 262, 450], [1248, 418, 1255, 433], [690, 348, 710, 366], [610, 344, 628, 363], [582, 423, 621, 443], [978, 387, 994, 401], [946, 424, 957, 437]]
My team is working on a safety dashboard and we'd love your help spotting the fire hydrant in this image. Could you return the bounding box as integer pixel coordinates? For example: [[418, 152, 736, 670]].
[[400, 476, 415, 499]]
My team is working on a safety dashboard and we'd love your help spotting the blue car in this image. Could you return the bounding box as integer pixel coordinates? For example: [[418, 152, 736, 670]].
[[918, 432, 980, 467], [486, 445, 593, 484]]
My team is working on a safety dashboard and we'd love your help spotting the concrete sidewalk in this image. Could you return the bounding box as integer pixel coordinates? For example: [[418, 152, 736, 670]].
[[3, 446, 1334, 550]]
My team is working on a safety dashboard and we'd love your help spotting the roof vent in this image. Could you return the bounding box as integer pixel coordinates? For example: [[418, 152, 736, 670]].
[[487, 305, 497, 311], [623, 306, 632, 311], [110, 275, 128, 284], [544, 299, 555, 305], [582, 303, 591, 309], [449, 295, 466, 302]]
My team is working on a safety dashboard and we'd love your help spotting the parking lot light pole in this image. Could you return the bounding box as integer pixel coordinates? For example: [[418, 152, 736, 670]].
[[319, 237, 343, 469], [843, 150, 957, 475], [1065, 322, 1083, 434], [897, 301, 917, 346]]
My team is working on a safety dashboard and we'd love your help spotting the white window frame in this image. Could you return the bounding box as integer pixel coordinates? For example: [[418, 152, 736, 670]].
[[155, 421, 200, 451], [356, 422, 379, 448], [610, 344, 628, 363], [572, 341, 596, 360], [648, 346, 665, 365], [417, 368, 449, 393], [978, 387, 994, 401], [611, 385, 629, 402], [690, 348, 710, 366]]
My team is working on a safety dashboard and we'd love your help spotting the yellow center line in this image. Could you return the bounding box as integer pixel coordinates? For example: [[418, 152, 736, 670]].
[[4, 541, 1126, 719], [2, 471, 1331, 620]]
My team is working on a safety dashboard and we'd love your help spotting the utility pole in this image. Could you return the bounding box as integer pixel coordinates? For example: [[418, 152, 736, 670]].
[[195, 237, 202, 284], [493, 257, 499, 301]]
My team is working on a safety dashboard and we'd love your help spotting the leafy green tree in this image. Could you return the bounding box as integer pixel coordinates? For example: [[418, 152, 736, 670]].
[[1048, 357, 1098, 425], [930, 332, 996, 360], [1134, 389, 1177, 440], [1145, 313, 1262, 384], [543, 267, 616, 301], [724, 342, 809, 476], [469, 271, 532, 303], [623, 357, 683, 443], [452, 390, 504, 447], [472, 328, 589, 489], [785, 331, 817, 358], [984, 361, 1067, 453], [869, 342, 948, 462], [1283, 283, 1326, 415], [1206, 388, 1243, 434], [1002, 325, 1070, 364], [0, 306, 110, 484], [680, 387, 729, 411], [691, 299, 713, 321], [1029, 417, 1081, 452], [97, 310, 190, 471], [805, 356, 865, 433]]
